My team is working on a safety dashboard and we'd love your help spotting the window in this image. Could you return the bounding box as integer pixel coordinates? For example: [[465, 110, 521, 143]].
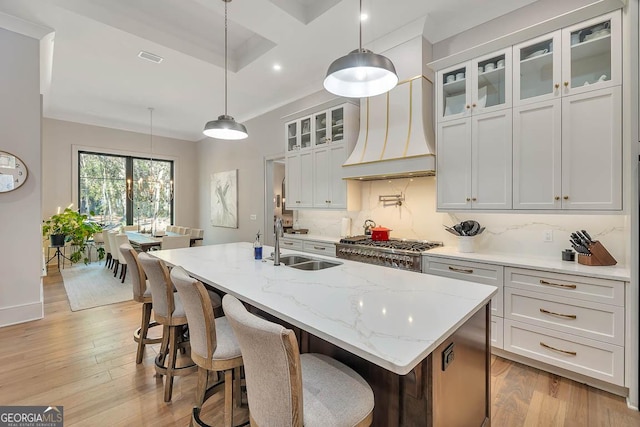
[[78, 151, 173, 230]]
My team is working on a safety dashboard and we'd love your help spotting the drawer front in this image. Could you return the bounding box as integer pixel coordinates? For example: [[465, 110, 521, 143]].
[[505, 288, 624, 345], [280, 238, 303, 251], [504, 319, 624, 385], [505, 267, 624, 306], [492, 316, 504, 349], [302, 241, 336, 257], [424, 257, 504, 316]]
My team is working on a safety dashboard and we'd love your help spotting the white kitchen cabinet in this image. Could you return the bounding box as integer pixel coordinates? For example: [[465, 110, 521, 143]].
[[437, 109, 512, 210], [284, 103, 359, 210], [437, 48, 511, 123], [285, 150, 313, 208], [513, 32, 562, 106], [313, 143, 348, 209]]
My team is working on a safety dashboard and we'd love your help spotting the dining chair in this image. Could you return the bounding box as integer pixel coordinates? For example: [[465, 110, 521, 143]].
[[190, 228, 204, 246], [161, 234, 191, 250], [138, 254, 224, 402], [91, 231, 105, 264], [222, 294, 375, 427], [114, 233, 130, 282], [119, 244, 162, 364], [106, 231, 118, 271], [170, 266, 245, 427], [123, 225, 138, 231], [166, 225, 175, 233]]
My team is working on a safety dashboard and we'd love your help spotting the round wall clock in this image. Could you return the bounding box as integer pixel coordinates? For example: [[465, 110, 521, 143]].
[[0, 150, 28, 192]]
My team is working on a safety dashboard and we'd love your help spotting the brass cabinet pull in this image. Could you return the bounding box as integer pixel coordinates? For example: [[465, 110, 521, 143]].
[[554, 196, 560, 200], [466, 105, 471, 109], [449, 266, 473, 274], [554, 83, 560, 89], [563, 196, 569, 200], [313, 246, 326, 250], [472, 197, 477, 201], [283, 242, 294, 246], [564, 81, 569, 87], [325, 200, 330, 203], [472, 103, 477, 108], [540, 341, 577, 356], [539, 308, 577, 319], [466, 197, 471, 202], [539, 279, 577, 289]]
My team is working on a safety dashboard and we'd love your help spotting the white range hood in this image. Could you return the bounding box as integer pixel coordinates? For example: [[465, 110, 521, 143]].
[[342, 74, 435, 180]]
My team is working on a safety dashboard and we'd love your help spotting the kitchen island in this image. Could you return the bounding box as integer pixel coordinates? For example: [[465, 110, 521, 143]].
[[151, 242, 497, 426]]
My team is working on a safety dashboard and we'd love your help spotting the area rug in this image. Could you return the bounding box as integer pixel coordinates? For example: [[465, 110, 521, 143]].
[[60, 262, 132, 311]]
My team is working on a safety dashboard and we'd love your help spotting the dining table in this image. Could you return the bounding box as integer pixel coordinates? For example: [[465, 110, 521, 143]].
[[125, 231, 202, 251]]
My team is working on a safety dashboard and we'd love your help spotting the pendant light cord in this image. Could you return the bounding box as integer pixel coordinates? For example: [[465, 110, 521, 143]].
[[359, 0, 362, 51], [224, 0, 228, 116]]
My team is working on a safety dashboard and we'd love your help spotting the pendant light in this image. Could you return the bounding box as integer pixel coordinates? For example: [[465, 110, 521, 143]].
[[203, 0, 248, 140], [323, 0, 398, 98]]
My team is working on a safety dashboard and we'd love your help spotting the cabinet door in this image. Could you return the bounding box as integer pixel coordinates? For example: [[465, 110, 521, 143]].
[[328, 144, 347, 208], [285, 155, 301, 207], [300, 116, 312, 149], [286, 121, 299, 152], [513, 100, 562, 209], [437, 118, 472, 209], [513, 32, 561, 106], [314, 110, 329, 147], [298, 150, 314, 207], [313, 147, 330, 207], [561, 86, 621, 210], [330, 106, 345, 143], [313, 144, 347, 208], [471, 110, 512, 209], [438, 63, 471, 122], [561, 11, 621, 96], [471, 49, 512, 115]]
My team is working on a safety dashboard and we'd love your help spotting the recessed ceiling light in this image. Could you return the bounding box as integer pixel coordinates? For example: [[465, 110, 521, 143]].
[[138, 51, 163, 64], [273, 64, 282, 71], [360, 13, 368, 21]]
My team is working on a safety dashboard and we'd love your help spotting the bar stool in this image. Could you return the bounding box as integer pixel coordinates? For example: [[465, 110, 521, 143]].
[[170, 266, 245, 427], [119, 244, 162, 364], [138, 254, 224, 402], [222, 294, 374, 427]]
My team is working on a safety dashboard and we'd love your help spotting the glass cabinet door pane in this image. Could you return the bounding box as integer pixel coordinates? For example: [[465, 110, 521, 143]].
[[476, 54, 507, 109], [315, 112, 327, 145], [569, 18, 612, 88], [287, 123, 298, 151], [300, 118, 311, 149], [331, 107, 344, 142], [518, 38, 554, 101], [442, 66, 467, 119]]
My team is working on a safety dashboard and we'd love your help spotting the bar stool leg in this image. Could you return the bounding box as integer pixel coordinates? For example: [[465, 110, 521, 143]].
[[164, 325, 179, 402], [224, 369, 233, 427]]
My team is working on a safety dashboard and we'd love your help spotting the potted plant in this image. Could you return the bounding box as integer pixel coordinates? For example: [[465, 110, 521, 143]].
[[42, 208, 104, 264]]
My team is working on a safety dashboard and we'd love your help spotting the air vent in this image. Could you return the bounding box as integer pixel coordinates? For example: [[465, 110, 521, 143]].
[[138, 51, 163, 64]]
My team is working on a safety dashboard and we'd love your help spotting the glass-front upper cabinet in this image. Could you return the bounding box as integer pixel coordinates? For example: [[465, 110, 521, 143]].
[[314, 111, 328, 146], [313, 106, 345, 146], [300, 116, 312, 149], [561, 11, 620, 96], [286, 121, 298, 152], [513, 32, 561, 106], [330, 107, 344, 143], [437, 48, 511, 122]]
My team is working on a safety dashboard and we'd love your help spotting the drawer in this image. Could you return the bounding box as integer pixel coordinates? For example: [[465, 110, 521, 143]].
[[280, 238, 303, 251], [504, 319, 624, 386], [424, 257, 504, 316], [302, 241, 336, 257], [491, 316, 503, 349], [505, 287, 624, 345], [505, 267, 624, 307]]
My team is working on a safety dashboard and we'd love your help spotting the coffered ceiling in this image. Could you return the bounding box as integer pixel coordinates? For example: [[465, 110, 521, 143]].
[[0, 0, 538, 141]]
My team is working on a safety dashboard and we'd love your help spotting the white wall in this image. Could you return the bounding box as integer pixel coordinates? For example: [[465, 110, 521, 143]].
[[0, 28, 43, 326], [42, 119, 199, 229]]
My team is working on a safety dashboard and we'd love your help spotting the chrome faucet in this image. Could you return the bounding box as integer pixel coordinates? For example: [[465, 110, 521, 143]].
[[274, 217, 284, 266]]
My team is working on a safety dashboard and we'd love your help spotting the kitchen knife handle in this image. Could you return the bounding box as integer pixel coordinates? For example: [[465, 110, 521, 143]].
[[539, 308, 577, 319], [540, 279, 577, 289], [540, 342, 577, 356], [449, 266, 473, 274]]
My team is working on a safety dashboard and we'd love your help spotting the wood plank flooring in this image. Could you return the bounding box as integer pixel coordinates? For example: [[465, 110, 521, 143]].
[[0, 267, 638, 426]]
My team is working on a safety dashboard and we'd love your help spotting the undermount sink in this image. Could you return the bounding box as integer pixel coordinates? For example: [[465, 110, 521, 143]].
[[276, 255, 314, 266], [288, 260, 342, 271]]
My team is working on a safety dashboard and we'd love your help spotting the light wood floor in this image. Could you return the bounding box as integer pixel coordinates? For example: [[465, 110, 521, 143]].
[[0, 268, 638, 426]]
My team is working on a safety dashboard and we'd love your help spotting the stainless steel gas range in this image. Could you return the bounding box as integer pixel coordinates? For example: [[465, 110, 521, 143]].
[[336, 236, 443, 272]]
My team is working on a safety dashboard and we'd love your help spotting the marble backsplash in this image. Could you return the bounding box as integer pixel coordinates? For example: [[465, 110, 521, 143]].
[[295, 177, 629, 265]]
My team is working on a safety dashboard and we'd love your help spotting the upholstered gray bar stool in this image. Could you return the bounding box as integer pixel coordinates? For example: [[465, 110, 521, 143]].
[[138, 254, 225, 402], [170, 266, 245, 427], [119, 244, 162, 364], [222, 294, 375, 427]]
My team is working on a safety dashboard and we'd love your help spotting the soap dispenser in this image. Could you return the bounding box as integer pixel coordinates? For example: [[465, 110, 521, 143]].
[[254, 231, 262, 260]]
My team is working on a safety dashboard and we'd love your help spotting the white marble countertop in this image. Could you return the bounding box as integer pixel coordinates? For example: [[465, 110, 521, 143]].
[[151, 242, 496, 375], [424, 247, 631, 281], [282, 233, 341, 243]]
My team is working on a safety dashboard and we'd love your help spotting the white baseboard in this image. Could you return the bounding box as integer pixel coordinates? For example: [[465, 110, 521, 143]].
[[0, 300, 44, 328]]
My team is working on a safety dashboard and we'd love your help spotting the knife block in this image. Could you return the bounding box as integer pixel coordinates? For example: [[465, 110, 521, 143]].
[[577, 241, 617, 266]]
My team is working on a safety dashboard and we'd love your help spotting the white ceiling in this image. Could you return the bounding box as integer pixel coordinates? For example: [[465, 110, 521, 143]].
[[0, 0, 538, 141]]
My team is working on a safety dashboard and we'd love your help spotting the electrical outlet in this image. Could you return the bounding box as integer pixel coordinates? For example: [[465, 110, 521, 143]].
[[250, 214, 257, 220], [544, 230, 553, 242]]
